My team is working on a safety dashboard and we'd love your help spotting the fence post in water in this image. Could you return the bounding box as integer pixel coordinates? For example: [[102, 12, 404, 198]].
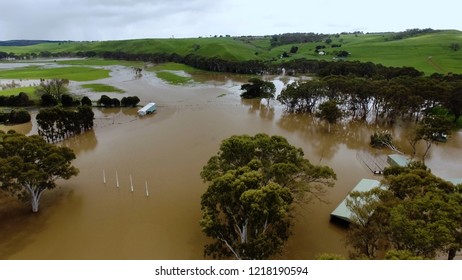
[[103, 169, 106, 184], [145, 181, 149, 197], [130, 175, 134, 192], [116, 171, 120, 188]]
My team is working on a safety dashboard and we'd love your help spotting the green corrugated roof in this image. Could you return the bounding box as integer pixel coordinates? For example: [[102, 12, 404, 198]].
[[387, 154, 410, 167], [330, 179, 381, 223]]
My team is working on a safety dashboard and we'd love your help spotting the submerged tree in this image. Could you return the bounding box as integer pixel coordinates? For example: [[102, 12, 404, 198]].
[[411, 114, 453, 162], [316, 100, 343, 133], [0, 130, 79, 212], [200, 134, 336, 259], [37, 106, 94, 143], [35, 78, 69, 101], [240, 78, 276, 105], [370, 131, 393, 148]]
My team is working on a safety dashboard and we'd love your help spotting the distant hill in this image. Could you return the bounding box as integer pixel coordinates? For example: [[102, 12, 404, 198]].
[[0, 40, 67, 47], [1, 29, 461, 74]]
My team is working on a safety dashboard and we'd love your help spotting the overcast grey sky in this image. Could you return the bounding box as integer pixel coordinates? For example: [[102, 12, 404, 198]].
[[0, 0, 460, 40]]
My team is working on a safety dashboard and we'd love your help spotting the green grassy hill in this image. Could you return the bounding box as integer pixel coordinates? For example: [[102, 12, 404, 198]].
[[1, 30, 462, 74]]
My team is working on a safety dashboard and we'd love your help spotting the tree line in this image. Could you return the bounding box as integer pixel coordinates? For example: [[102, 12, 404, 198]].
[[36, 106, 94, 143], [0, 92, 33, 124], [277, 75, 462, 124], [95, 51, 429, 78], [97, 95, 140, 107], [0, 109, 31, 124], [5, 47, 443, 79], [0, 91, 33, 107], [270, 33, 329, 47]]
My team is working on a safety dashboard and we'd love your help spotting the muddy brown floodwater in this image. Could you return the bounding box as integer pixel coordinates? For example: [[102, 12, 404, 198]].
[[0, 65, 461, 260]]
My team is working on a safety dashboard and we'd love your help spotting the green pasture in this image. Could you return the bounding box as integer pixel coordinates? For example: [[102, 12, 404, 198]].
[[81, 83, 125, 93], [155, 71, 193, 85], [0, 65, 110, 81], [148, 62, 203, 85], [0, 86, 39, 101], [269, 30, 462, 74], [1, 30, 462, 74]]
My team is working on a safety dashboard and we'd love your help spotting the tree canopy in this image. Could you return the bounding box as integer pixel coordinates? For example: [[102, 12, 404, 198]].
[[0, 130, 79, 212], [240, 78, 276, 105], [35, 79, 69, 101], [345, 164, 462, 260], [37, 106, 94, 143], [200, 134, 336, 259], [315, 100, 343, 132], [410, 114, 453, 161]]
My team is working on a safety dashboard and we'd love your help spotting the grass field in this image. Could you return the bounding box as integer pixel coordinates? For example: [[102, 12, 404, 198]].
[[265, 31, 462, 74], [155, 71, 193, 85], [80, 83, 125, 93], [1, 30, 462, 74], [0, 86, 39, 100], [148, 62, 203, 85], [0, 65, 110, 81]]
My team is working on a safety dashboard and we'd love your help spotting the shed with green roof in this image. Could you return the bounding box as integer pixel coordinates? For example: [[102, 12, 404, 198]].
[[330, 179, 381, 223], [387, 154, 410, 167]]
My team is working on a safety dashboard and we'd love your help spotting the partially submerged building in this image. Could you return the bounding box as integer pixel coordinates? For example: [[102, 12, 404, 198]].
[[137, 102, 157, 116], [331, 175, 462, 225], [330, 179, 381, 224], [387, 154, 410, 167]]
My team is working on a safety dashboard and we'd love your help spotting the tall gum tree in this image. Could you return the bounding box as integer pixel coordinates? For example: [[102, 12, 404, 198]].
[[200, 134, 336, 259], [0, 130, 79, 212]]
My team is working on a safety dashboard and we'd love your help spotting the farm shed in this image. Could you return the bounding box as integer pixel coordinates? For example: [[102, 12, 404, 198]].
[[330, 179, 381, 224], [137, 102, 157, 116], [387, 154, 410, 167]]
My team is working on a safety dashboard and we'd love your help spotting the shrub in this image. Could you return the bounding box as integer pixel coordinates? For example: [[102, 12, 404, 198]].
[[81, 96, 92, 106], [41, 93, 59, 107], [8, 109, 31, 124]]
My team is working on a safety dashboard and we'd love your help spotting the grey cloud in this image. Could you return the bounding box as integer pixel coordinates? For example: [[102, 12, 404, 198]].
[[0, 0, 459, 40]]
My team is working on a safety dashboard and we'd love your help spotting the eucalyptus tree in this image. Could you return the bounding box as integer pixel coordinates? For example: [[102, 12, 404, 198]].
[[200, 134, 336, 259], [444, 85, 462, 123], [346, 164, 462, 260], [37, 106, 94, 143], [240, 78, 276, 105], [35, 79, 69, 100], [316, 100, 343, 133], [0, 130, 79, 212], [278, 80, 326, 113], [412, 114, 453, 162], [40, 93, 59, 107], [81, 96, 92, 107], [345, 188, 390, 259]]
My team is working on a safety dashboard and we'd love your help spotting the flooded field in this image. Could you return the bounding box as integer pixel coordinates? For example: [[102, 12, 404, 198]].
[[1, 63, 461, 259]]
